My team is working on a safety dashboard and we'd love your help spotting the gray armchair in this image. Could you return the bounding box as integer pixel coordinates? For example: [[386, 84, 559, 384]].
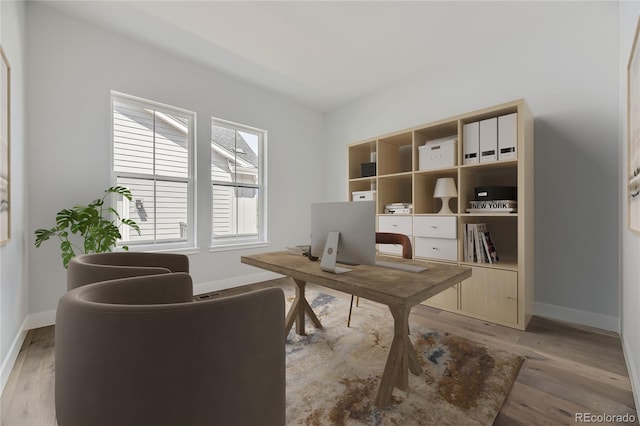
[[66, 252, 190, 291], [56, 253, 285, 426]]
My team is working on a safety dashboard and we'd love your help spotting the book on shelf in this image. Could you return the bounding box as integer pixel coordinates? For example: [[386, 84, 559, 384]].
[[473, 223, 488, 263], [466, 208, 517, 214], [467, 199, 517, 214], [464, 223, 499, 264], [481, 231, 499, 264], [468, 200, 516, 209], [465, 224, 474, 262], [384, 203, 413, 214], [464, 224, 480, 263], [463, 224, 468, 262]]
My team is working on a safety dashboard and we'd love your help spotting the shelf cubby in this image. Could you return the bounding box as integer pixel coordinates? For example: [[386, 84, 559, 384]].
[[348, 140, 376, 179], [459, 215, 518, 270], [413, 121, 459, 169], [377, 174, 412, 215], [348, 178, 376, 202], [414, 169, 458, 214], [459, 163, 518, 214], [378, 132, 413, 175]]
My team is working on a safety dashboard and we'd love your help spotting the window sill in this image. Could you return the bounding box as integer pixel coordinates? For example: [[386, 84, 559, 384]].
[[122, 245, 201, 255], [209, 241, 270, 253]]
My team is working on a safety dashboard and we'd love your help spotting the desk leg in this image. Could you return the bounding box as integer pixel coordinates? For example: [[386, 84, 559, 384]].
[[284, 279, 323, 337], [375, 304, 423, 409]]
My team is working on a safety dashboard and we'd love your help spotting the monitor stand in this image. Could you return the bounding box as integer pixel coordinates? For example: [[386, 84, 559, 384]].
[[320, 231, 352, 274]]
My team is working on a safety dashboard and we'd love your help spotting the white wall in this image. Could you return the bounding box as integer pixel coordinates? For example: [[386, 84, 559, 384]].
[[0, 1, 27, 390], [325, 2, 620, 330], [26, 3, 325, 319], [619, 0, 640, 413]]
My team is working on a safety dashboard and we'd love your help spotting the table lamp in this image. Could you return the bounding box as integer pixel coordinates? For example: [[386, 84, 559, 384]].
[[433, 177, 457, 214]]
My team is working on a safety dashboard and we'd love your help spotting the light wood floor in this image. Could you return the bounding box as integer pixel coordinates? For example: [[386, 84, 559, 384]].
[[1, 279, 637, 425]]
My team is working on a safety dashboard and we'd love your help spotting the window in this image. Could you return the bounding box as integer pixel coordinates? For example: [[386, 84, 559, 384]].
[[211, 118, 266, 248], [112, 92, 195, 249]]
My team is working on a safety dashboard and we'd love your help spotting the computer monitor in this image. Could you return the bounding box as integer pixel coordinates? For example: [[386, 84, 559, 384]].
[[310, 201, 376, 273]]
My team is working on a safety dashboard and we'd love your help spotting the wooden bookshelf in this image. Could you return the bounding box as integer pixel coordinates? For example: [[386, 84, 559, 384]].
[[347, 99, 534, 330]]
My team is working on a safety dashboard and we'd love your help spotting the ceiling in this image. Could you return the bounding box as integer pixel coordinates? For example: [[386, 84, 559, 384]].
[[42, 1, 549, 111]]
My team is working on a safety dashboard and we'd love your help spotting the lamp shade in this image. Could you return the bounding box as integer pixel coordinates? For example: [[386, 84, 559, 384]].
[[433, 178, 458, 198]]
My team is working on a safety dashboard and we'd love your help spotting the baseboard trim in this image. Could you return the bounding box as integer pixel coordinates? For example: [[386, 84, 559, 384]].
[[26, 310, 57, 330], [0, 317, 28, 395], [192, 271, 283, 295], [621, 335, 640, 416], [534, 302, 619, 332]]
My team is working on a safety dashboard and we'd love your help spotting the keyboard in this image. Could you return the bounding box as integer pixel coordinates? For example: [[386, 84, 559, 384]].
[[375, 261, 426, 273]]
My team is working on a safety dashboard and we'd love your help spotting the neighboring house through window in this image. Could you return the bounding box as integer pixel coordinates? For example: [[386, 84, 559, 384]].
[[211, 118, 267, 248], [112, 92, 195, 250]]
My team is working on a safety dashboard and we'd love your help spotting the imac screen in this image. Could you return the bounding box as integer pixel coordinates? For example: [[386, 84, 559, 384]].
[[310, 201, 376, 266]]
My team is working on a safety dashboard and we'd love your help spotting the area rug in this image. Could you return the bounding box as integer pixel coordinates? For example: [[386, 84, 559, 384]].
[[284, 289, 524, 426]]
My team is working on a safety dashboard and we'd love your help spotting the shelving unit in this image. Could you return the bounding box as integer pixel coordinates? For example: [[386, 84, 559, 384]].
[[347, 99, 534, 330]]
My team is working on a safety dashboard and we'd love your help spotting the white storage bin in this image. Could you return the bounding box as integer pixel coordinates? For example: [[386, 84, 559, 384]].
[[419, 137, 457, 170], [413, 216, 457, 239], [415, 237, 458, 261], [498, 113, 517, 161], [480, 118, 498, 162], [352, 190, 376, 201]]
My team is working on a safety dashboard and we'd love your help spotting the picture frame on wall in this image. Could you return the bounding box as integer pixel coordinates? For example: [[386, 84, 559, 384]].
[[628, 17, 640, 234], [0, 46, 9, 245]]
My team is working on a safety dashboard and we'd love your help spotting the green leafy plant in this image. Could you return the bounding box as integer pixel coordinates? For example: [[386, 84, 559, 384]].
[[34, 186, 141, 268]]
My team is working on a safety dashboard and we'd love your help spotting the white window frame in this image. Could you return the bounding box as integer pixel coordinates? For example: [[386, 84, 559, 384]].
[[111, 91, 197, 252], [210, 117, 268, 250]]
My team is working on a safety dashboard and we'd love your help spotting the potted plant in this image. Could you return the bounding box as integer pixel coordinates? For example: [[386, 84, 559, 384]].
[[34, 185, 141, 268]]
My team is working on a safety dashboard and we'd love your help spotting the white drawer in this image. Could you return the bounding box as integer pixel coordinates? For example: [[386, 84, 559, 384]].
[[415, 237, 458, 261], [378, 215, 412, 236], [413, 216, 456, 239], [378, 216, 413, 256]]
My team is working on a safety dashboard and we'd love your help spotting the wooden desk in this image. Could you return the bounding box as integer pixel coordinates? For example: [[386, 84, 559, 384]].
[[241, 251, 472, 409]]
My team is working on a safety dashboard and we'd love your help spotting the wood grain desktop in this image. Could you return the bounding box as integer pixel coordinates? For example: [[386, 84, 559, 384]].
[[241, 251, 472, 408]]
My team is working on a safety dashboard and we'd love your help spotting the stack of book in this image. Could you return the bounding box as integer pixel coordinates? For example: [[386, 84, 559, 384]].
[[384, 203, 412, 214], [464, 223, 499, 264], [466, 199, 517, 214]]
